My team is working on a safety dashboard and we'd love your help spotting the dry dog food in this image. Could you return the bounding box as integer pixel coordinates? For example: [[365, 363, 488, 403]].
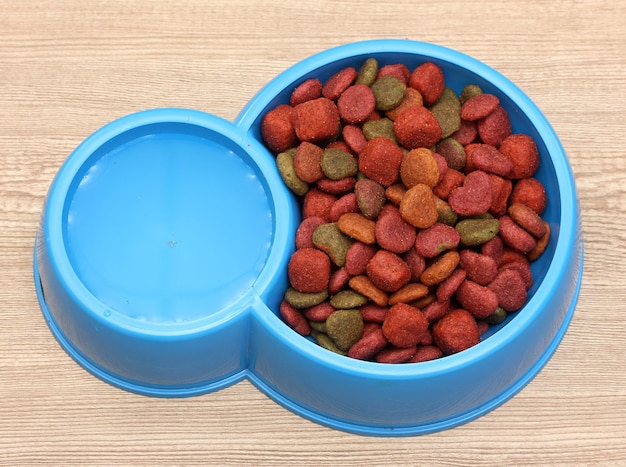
[[261, 57, 551, 363]]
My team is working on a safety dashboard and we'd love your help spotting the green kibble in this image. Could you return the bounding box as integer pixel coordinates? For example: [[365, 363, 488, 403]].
[[330, 290, 369, 309], [455, 218, 500, 246], [362, 118, 396, 142], [309, 320, 327, 333], [276, 148, 308, 196], [459, 84, 483, 104], [371, 75, 406, 111], [430, 100, 461, 139], [325, 309, 364, 351], [321, 148, 359, 180], [356, 57, 379, 86], [483, 306, 508, 325], [437, 87, 461, 111], [311, 329, 347, 355], [312, 223, 354, 267], [434, 196, 458, 226], [284, 287, 329, 309], [436, 137, 466, 171]]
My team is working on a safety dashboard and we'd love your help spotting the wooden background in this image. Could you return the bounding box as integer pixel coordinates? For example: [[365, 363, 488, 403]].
[[1, 1, 625, 465]]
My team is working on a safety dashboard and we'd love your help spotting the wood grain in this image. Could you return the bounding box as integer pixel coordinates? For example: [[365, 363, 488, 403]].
[[1, 0, 625, 465]]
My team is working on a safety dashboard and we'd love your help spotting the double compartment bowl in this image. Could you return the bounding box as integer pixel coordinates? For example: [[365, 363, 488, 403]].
[[34, 39, 583, 436]]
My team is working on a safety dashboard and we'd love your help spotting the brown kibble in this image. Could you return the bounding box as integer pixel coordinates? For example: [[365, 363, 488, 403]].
[[385, 183, 407, 206], [508, 202, 547, 238], [399, 183, 438, 229], [400, 148, 440, 189], [337, 212, 377, 244], [386, 87, 424, 120], [527, 221, 551, 261], [420, 250, 461, 286], [388, 283, 429, 305], [348, 275, 389, 307]]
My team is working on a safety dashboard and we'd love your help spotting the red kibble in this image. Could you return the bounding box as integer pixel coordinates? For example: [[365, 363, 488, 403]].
[[488, 269, 528, 312], [261, 104, 298, 153], [403, 247, 427, 281], [288, 247, 331, 293], [316, 177, 356, 195], [279, 300, 310, 336], [366, 250, 412, 292], [510, 178, 547, 215], [348, 327, 388, 360], [455, 280, 499, 318], [377, 63, 411, 85], [328, 267, 351, 295], [294, 141, 324, 183], [322, 67, 358, 101], [436, 269, 467, 302], [433, 168, 465, 200], [394, 105, 442, 150], [481, 235, 504, 265], [451, 120, 478, 146], [460, 93, 500, 121], [295, 216, 326, 249], [291, 97, 340, 144], [302, 188, 337, 222], [342, 125, 368, 154], [432, 308, 480, 355], [345, 241, 378, 276], [329, 192, 359, 222], [409, 61, 445, 106], [376, 346, 417, 364], [360, 303, 388, 323], [407, 345, 443, 363], [476, 105, 512, 147], [498, 215, 537, 254], [448, 170, 492, 216], [358, 136, 404, 187], [499, 260, 533, 291], [422, 298, 451, 323], [304, 301, 335, 322], [459, 250, 499, 286], [469, 144, 514, 177], [290, 78, 323, 106], [337, 84, 377, 124], [375, 205, 417, 254], [499, 134, 540, 179], [508, 202, 547, 238], [488, 173, 513, 217], [414, 222, 461, 258], [382, 303, 429, 348]]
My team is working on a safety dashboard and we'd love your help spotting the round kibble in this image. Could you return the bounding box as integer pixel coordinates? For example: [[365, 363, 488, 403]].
[[371, 75, 407, 111], [312, 222, 354, 267], [382, 303, 429, 349], [326, 309, 364, 351], [288, 248, 331, 293], [276, 148, 308, 196]]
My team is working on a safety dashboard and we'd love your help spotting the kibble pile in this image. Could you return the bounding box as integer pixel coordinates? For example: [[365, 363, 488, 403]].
[[260, 57, 550, 364]]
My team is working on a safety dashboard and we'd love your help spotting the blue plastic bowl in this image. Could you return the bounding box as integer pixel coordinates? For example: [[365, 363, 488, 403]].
[[34, 39, 583, 436]]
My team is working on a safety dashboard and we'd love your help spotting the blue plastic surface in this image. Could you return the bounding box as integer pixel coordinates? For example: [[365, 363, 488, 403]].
[[35, 39, 583, 436]]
